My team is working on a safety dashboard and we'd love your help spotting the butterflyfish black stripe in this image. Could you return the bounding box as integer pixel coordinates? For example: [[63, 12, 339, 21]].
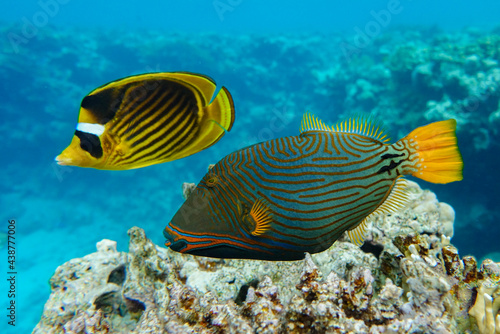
[[117, 87, 177, 138], [114, 100, 196, 165], [108, 84, 165, 135], [125, 90, 188, 141], [124, 110, 197, 165], [128, 92, 187, 147], [139, 118, 197, 164]]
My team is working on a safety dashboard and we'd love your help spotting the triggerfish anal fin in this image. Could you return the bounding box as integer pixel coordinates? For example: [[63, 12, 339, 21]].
[[347, 177, 411, 246], [55, 72, 235, 170]]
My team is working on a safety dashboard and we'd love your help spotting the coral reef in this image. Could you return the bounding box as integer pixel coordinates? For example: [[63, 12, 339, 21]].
[[469, 263, 500, 334], [33, 181, 500, 333]]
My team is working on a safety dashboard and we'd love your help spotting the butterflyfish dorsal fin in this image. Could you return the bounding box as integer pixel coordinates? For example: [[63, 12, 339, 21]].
[[246, 198, 273, 236], [300, 113, 391, 143], [152, 75, 234, 163], [163, 72, 218, 106], [347, 177, 410, 246], [166, 72, 234, 132]]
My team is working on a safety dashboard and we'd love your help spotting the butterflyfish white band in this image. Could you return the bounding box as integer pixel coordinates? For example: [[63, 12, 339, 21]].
[[76, 123, 105, 136]]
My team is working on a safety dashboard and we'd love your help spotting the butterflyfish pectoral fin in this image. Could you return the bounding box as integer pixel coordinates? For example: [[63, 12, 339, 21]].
[[247, 197, 273, 236]]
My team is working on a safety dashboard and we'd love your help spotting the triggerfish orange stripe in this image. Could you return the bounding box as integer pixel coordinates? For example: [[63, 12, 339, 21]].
[[164, 114, 463, 261], [55, 72, 235, 170]]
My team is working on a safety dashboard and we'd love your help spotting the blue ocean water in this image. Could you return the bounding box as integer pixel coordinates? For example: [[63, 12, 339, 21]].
[[1, 1, 500, 332]]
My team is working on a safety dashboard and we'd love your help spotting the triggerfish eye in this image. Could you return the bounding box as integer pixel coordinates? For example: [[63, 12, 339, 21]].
[[164, 114, 463, 261], [55, 72, 235, 170]]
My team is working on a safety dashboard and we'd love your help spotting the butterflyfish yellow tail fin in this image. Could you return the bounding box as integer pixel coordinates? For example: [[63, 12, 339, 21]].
[[166, 72, 235, 158], [191, 85, 234, 153], [204, 86, 235, 133], [402, 119, 463, 184]]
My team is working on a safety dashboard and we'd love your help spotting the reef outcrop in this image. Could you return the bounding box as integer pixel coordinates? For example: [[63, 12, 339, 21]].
[[33, 181, 500, 333]]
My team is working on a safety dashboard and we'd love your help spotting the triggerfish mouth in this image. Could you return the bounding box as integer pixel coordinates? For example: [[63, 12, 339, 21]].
[[55, 72, 235, 170], [164, 114, 463, 261]]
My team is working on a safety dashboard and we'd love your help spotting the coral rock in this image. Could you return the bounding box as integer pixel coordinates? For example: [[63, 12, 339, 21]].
[[33, 185, 500, 333]]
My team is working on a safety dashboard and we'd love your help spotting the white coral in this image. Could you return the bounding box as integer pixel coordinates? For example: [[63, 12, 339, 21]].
[[469, 279, 500, 334]]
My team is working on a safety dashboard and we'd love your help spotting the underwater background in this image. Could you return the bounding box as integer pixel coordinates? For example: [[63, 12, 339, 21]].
[[1, 0, 500, 332]]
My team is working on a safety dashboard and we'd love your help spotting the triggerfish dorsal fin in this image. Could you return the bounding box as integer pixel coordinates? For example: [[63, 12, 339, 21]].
[[347, 177, 410, 246], [300, 113, 390, 143], [300, 112, 332, 133], [243, 198, 273, 236]]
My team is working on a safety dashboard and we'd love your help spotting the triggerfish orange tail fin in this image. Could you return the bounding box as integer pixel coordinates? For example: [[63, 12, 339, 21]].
[[399, 119, 463, 184]]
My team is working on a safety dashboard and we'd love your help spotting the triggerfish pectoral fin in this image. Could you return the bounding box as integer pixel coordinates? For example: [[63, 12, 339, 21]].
[[242, 198, 273, 236]]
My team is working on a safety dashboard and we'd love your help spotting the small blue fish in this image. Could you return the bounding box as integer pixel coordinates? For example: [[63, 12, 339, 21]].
[[164, 114, 463, 260]]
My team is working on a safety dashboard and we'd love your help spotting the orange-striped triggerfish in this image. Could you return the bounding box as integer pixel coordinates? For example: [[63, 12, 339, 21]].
[[164, 114, 463, 260], [55, 72, 234, 170]]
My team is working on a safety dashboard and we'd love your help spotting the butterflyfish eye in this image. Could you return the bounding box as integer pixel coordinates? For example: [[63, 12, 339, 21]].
[[74, 130, 103, 159]]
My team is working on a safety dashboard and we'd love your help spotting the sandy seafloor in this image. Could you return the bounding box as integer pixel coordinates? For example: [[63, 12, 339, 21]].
[[1, 7, 500, 333]]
